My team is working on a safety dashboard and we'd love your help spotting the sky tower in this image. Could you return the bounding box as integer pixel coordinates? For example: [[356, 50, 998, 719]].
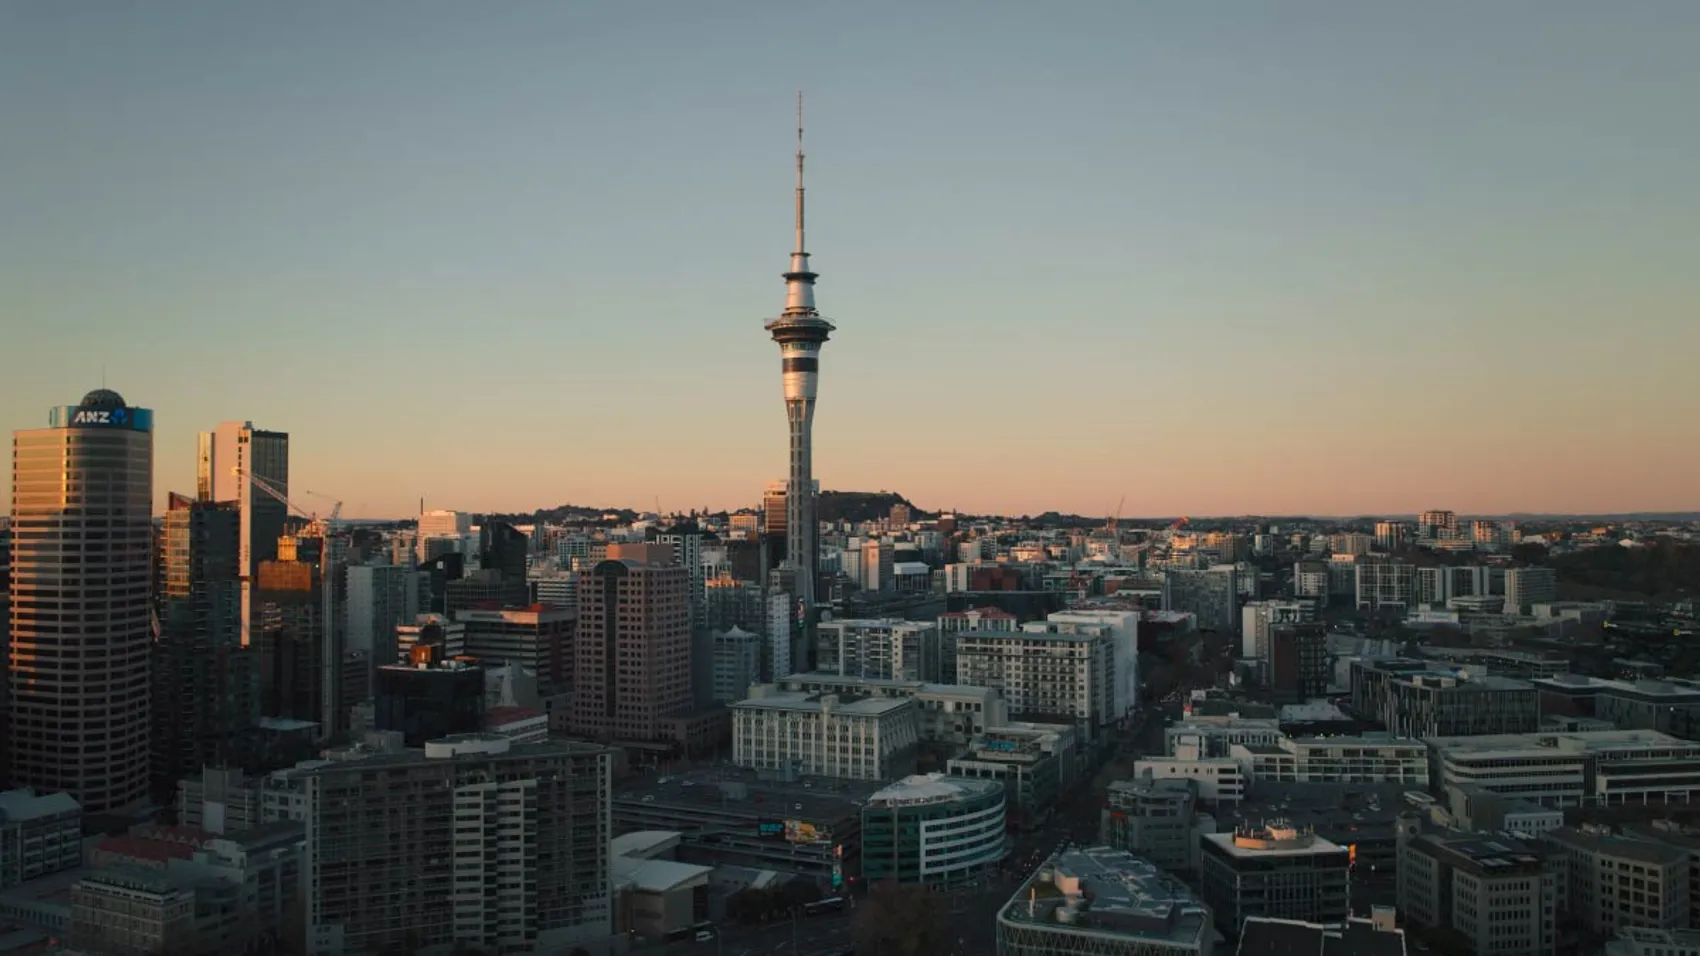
[[764, 93, 834, 659]]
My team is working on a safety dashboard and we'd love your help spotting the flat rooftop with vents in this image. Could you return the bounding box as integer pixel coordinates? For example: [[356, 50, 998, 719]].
[[996, 846, 1212, 955]]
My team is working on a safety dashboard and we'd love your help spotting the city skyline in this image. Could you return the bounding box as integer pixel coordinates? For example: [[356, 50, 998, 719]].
[[4, 3, 1698, 517]]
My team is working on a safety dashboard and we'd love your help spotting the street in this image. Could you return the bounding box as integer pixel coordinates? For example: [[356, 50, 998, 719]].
[[654, 912, 855, 956], [940, 705, 1171, 954], [647, 705, 1171, 956]]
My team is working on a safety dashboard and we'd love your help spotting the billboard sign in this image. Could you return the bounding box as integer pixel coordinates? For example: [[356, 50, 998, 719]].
[[757, 820, 785, 838], [52, 405, 153, 432], [983, 739, 1020, 752], [785, 820, 828, 844]]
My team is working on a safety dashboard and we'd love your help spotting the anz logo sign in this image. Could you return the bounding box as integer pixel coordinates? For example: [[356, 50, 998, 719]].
[[70, 407, 130, 427]]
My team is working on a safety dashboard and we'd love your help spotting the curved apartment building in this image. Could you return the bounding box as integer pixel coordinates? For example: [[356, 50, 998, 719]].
[[861, 773, 1006, 887]]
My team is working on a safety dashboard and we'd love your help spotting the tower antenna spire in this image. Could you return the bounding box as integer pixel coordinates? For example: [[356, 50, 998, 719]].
[[794, 90, 805, 256]]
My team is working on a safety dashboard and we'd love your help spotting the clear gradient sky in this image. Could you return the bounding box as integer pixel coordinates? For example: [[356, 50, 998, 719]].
[[2, 2, 1697, 519]]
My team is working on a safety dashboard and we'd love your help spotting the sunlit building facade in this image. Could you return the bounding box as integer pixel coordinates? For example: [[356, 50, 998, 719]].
[[8, 389, 154, 812]]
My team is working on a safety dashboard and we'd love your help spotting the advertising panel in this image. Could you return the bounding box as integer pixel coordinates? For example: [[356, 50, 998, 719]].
[[784, 820, 828, 844], [757, 820, 785, 838]]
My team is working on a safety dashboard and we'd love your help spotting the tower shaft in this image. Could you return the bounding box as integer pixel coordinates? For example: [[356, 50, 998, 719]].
[[765, 93, 834, 667]]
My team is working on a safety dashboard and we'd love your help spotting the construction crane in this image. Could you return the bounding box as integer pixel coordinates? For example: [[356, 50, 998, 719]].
[[1105, 495, 1126, 537], [236, 467, 344, 738]]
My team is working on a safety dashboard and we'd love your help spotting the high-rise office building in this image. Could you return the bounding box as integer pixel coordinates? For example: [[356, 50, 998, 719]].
[[345, 563, 422, 666], [656, 525, 708, 633], [570, 544, 691, 741], [480, 519, 529, 583], [9, 389, 154, 812], [151, 492, 258, 801], [0, 520, 11, 744], [257, 532, 343, 732], [764, 97, 835, 676], [302, 735, 613, 954], [761, 481, 788, 538], [197, 420, 289, 648]]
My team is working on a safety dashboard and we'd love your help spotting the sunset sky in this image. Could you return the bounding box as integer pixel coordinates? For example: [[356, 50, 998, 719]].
[[2, 2, 1696, 518]]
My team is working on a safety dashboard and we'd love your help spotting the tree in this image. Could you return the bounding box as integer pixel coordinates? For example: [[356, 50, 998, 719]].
[[851, 880, 949, 955], [778, 876, 824, 910]]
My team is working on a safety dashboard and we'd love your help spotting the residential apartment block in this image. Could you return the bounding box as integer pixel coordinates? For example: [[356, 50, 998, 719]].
[[302, 735, 612, 955]]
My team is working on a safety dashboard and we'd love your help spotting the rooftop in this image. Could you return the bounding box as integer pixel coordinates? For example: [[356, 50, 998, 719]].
[[96, 825, 214, 864], [485, 705, 546, 725], [1428, 729, 1700, 757], [614, 856, 713, 894], [866, 773, 1001, 809], [1407, 830, 1547, 877], [999, 847, 1210, 948], [732, 689, 914, 716], [779, 671, 1001, 701], [1206, 824, 1347, 859], [0, 788, 79, 822], [1237, 916, 1407, 956], [1533, 674, 1700, 699], [613, 767, 883, 823], [1545, 826, 1689, 865], [611, 830, 680, 860]]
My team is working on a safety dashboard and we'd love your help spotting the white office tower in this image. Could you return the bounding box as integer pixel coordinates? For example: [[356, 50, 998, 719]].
[[302, 735, 613, 955], [418, 509, 472, 538], [417, 509, 474, 562], [346, 564, 422, 661], [1046, 610, 1141, 718]]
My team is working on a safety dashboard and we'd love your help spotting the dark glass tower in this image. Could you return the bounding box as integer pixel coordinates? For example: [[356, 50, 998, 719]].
[[150, 492, 258, 801]]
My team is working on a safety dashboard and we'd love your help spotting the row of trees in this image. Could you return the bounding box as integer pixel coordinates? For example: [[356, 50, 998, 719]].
[[850, 880, 949, 955], [724, 876, 827, 923]]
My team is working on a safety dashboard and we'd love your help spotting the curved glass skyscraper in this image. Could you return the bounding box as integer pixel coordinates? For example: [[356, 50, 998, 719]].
[[8, 389, 154, 812]]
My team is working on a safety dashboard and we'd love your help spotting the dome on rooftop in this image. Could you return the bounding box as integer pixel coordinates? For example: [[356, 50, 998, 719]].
[[79, 388, 126, 409]]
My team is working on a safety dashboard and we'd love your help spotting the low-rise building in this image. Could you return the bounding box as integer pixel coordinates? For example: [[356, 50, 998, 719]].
[[1533, 675, 1700, 738], [1200, 823, 1348, 936], [1606, 927, 1700, 956], [1235, 911, 1406, 956], [1396, 819, 1558, 956], [1350, 659, 1540, 737], [1101, 778, 1214, 875], [996, 847, 1213, 956], [1132, 757, 1245, 807], [731, 686, 919, 781], [1427, 729, 1700, 808], [1444, 785, 1565, 837], [776, 672, 1009, 746], [612, 769, 878, 884], [69, 867, 196, 955], [1230, 733, 1428, 788], [0, 789, 82, 889], [1165, 717, 1282, 758], [611, 833, 712, 943], [861, 774, 1006, 888], [1545, 825, 1690, 935], [948, 730, 1063, 831]]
